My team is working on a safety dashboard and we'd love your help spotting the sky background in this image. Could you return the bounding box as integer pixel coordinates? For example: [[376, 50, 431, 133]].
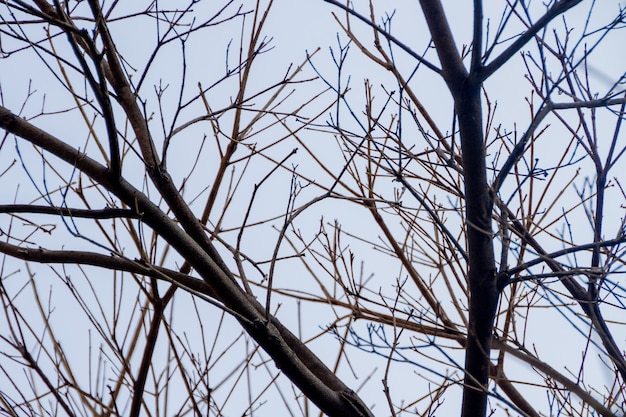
[[1, 1, 626, 416]]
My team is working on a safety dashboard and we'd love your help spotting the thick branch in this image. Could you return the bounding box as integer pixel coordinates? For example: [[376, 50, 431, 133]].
[[480, 0, 584, 81], [0, 204, 139, 219], [0, 240, 212, 296], [418, 0, 468, 89], [471, 0, 483, 72], [505, 235, 626, 279]]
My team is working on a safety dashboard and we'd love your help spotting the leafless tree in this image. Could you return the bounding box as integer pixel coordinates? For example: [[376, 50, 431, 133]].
[[1, 1, 625, 417]]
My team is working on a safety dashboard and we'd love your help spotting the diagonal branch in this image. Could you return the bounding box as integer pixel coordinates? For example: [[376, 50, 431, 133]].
[[418, 0, 468, 89], [0, 240, 213, 297], [492, 97, 626, 195], [323, 0, 442, 74], [480, 0, 584, 81]]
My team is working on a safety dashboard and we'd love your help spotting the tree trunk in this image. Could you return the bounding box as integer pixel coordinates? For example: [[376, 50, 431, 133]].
[[456, 79, 498, 417]]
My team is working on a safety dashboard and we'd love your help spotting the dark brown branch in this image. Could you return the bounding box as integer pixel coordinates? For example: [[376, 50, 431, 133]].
[[0, 204, 139, 219], [86, 0, 121, 178], [471, 0, 483, 72], [480, 0, 584, 81], [491, 104, 552, 194], [0, 240, 212, 296], [130, 299, 163, 417]]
